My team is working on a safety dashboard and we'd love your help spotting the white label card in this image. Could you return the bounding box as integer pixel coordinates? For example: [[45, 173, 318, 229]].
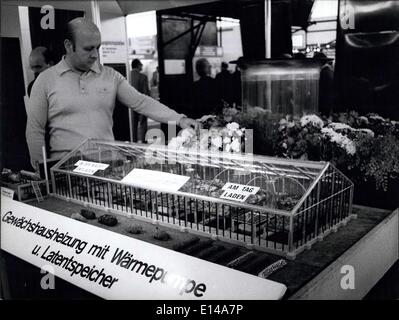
[[222, 183, 260, 194], [220, 183, 260, 203], [73, 160, 110, 175], [73, 166, 98, 175], [220, 191, 251, 202], [121, 169, 190, 193], [1, 187, 15, 199], [74, 160, 109, 170]]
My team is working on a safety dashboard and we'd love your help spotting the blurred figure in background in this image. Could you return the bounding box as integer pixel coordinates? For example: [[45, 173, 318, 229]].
[[151, 66, 159, 87], [191, 58, 219, 119], [150, 66, 160, 101], [27, 46, 54, 97], [27, 47, 55, 157], [230, 57, 246, 106], [130, 58, 150, 142], [215, 61, 233, 106], [313, 52, 335, 116]]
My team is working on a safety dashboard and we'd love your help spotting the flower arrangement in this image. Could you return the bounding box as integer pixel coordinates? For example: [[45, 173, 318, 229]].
[[341, 112, 399, 191], [354, 133, 399, 191], [274, 114, 325, 160], [167, 115, 246, 153], [321, 127, 356, 155], [227, 106, 281, 155], [274, 111, 399, 192], [300, 114, 324, 128]]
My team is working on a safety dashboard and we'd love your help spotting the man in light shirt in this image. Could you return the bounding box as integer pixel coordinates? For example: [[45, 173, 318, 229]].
[[26, 18, 198, 168]]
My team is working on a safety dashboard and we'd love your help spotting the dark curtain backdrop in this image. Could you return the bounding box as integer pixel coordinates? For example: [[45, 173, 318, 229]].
[[29, 7, 84, 63], [105, 63, 131, 142], [1, 37, 32, 171]]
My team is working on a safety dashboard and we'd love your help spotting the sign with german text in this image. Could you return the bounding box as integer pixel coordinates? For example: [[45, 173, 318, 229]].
[[0, 196, 286, 300], [101, 41, 127, 64], [220, 183, 260, 203]]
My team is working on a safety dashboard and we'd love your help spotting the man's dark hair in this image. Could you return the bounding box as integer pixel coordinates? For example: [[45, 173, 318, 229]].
[[221, 62, 228, 70], [196, 58, 209, 77], [131, 59, 143, 69]]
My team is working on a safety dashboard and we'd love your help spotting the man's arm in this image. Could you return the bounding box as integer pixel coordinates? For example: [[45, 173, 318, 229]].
[[116, 76, 198, 130], [26, 74, 49, 168]]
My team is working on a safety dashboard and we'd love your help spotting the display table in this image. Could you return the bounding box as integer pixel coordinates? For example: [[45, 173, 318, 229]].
[[1, 195, 397, 300]]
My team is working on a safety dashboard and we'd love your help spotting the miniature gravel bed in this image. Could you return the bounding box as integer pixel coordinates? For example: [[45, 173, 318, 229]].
[[32, 197, 196, 250]]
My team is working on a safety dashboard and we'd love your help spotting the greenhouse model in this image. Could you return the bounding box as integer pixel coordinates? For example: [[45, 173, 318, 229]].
[[51, 139, 355, 258]]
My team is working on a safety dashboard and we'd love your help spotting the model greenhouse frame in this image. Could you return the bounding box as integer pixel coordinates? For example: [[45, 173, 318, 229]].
[[50, 139, 355, 258]]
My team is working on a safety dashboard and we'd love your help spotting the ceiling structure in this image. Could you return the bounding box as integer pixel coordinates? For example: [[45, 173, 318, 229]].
[[112, 0, 315, 29], [116, 0, 223, 16]]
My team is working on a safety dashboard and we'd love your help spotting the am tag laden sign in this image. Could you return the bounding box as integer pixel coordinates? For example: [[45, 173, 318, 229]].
[[0, 195, 287, 300], [220, 183, 260, 203]]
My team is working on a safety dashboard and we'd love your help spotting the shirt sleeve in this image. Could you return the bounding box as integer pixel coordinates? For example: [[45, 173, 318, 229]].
[[26, 73, 48, 168], [115, 74, 185, 125]]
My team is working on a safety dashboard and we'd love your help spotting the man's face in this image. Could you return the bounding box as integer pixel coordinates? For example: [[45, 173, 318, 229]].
[[29, 54, 50, 78], [68, 29, 101, 72]]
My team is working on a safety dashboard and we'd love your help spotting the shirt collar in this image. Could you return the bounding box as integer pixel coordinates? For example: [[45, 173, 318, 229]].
[[90, 61, 101, 74], [55, 57, 71, 75], [56, 56, 102, 75]]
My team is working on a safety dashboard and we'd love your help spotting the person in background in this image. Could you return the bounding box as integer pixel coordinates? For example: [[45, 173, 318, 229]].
[[215, 61, 233, 106], [151, 66, 159, 88], [26, 18, 198, 167], [230, 56, 246, 106], [130, 58, 150, 143], [27, 46, 55, 97], [150, 66, 160, 101], [313, 52, 335, 116], [191, 58, 219, 119]]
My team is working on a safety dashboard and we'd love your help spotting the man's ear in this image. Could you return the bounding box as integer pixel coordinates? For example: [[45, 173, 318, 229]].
[[64, 39, 73, 53]]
